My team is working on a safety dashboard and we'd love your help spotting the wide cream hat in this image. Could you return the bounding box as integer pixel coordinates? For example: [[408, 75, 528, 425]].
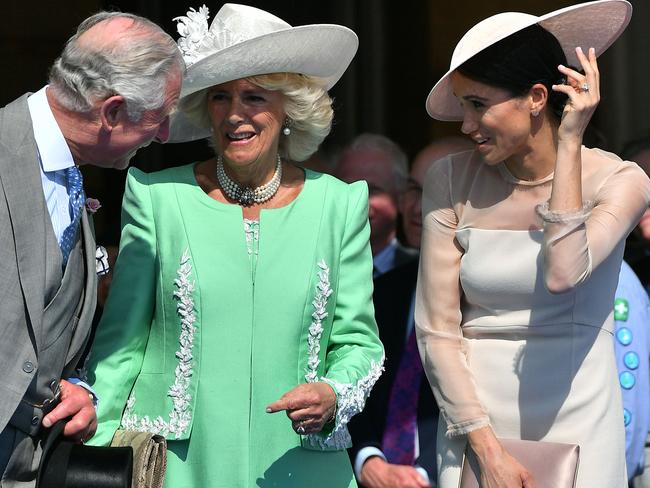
[[426, 0, 632, 121], [169, 3, 358, 142]]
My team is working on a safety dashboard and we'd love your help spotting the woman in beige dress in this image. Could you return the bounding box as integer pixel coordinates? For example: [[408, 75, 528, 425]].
[[416, 1, 650, 487]]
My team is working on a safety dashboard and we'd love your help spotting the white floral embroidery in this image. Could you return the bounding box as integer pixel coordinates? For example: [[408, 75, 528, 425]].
[[243, 219, 260, 256], [306, 356, 385, 450], [120, 249, 197, 439], [305, 260, 332, 383], [173, 5, 245, 67], [302, 259, 384, 449]]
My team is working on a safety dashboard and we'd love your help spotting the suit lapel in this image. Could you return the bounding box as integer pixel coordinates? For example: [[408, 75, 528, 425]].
[[64, 209, 97, 370], [0, 95, 48, 344]]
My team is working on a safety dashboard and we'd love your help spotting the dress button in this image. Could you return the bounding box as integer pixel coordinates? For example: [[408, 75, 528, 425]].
[[616, 327, 633, 346], [22, 361, 34, 373], [624, 408, 632, 427], [620, 371, 636, 389], [624, 351, 640, 370], [31, 416, 39, 426]]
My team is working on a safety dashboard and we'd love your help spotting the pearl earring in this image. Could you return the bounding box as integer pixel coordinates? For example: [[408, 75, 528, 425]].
[[283, 118, 292, 136]]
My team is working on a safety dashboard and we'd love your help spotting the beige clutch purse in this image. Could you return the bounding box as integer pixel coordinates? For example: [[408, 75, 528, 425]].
[[111, 430, 167, 488], [459, 438, 579, 488]]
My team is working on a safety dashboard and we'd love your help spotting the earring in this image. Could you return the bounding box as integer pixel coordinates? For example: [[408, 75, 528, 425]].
[[531, 110, 540, 117], [283, 118, 292, 136]]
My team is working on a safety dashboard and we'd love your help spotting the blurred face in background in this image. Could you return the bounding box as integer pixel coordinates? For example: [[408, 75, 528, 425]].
[[400, 138, 473, 248], [335, 148, 400, 256]]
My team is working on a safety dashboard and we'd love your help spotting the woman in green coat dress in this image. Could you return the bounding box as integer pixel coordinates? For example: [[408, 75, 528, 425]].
[[87, 3, 384, 487]]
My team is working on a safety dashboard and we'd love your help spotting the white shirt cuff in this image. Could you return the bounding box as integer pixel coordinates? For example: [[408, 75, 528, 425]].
[[354, 446, 387, 481], [415, 465, 430, 484]]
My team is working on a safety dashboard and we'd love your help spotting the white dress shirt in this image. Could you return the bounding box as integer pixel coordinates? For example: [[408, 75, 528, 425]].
[[27, 86, 76, 244]]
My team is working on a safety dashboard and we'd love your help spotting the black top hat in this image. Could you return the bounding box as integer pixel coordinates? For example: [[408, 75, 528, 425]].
[[36, 420, 133, 488]]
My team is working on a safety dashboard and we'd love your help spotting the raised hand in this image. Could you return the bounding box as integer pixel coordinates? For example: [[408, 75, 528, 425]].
[[552, 46, 600, 143]]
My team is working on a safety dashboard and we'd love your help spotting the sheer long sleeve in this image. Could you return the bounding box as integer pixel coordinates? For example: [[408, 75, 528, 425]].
[[414, 157, 490, 437], [537, 153, 650, 293]]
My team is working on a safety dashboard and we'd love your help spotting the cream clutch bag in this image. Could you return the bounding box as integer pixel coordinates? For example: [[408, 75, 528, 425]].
[[459, 438, 579, 488], [111, 430, 167, 488]]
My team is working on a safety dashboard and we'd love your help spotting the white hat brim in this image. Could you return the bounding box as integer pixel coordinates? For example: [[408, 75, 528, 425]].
[[426, 0, 632, 121], [169, 24, 358, 142]]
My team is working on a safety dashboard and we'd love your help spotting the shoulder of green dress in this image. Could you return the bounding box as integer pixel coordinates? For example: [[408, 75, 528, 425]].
[[126, 164, 187, 184], [125, 166, 149, 192], [123, 165, 198, 209], [124, 163, 197, 197], [311, 170, 368, 196], [299, 169, 356, 200], [146, 162, 196, 182]]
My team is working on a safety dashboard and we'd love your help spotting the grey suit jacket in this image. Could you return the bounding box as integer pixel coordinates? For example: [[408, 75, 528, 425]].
[[0, 94, 97, 439]]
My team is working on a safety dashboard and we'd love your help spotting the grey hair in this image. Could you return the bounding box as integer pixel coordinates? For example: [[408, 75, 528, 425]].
[[183, 73, 333, 162], [343, 133, 408, 191], [48, 11, 185, 121]]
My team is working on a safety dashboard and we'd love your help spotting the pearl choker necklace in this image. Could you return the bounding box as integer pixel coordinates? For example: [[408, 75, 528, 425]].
[[216, 154, 282, 206]]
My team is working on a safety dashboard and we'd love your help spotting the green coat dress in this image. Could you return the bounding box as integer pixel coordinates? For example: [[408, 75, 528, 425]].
[[87, 164, 384, 488]]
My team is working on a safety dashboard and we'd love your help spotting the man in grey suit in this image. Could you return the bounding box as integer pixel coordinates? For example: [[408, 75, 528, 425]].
[[0, 11, 183, 485]]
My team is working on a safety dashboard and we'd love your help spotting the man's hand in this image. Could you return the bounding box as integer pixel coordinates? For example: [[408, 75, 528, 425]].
[[42, 379, 97, 443], [360, 456, 430, 488]]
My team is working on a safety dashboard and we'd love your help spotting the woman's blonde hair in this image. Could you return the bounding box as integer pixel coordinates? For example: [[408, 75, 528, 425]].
[[180, 73, 334, 162]]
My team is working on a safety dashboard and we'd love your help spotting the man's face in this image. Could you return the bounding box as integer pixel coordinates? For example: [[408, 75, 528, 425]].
[[400, 140, 472, 248], [94, 69, 182, 170], [335, 148, 399, 252], [399, 159, 428, 249]]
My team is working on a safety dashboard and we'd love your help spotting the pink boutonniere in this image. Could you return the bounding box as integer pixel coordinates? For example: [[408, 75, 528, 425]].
[[85, 198, 102, 214]]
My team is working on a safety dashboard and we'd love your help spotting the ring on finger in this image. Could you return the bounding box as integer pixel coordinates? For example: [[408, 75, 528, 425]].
[[580, 82, 590, 93], [295, 419, 308, 434]]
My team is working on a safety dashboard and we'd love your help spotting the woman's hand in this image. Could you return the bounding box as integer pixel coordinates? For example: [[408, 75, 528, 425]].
[[266, 382, 337, 435], [553, 46, 600, 144], [468, 427, 536, 488]]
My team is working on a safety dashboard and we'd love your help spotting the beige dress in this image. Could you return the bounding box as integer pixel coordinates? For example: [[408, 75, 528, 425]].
[[415, 147, 650, 487]]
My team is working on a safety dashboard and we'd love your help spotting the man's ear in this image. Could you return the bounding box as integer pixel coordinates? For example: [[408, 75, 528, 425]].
[[99, 95, 127, 132]]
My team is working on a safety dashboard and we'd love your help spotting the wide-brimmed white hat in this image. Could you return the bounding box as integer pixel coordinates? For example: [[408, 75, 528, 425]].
[[426, 0, 632, 121], [168, 3, 358, 142]]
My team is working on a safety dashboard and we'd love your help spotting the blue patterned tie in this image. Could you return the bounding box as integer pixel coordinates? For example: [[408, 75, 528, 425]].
[[60, 166, 85, 266]]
